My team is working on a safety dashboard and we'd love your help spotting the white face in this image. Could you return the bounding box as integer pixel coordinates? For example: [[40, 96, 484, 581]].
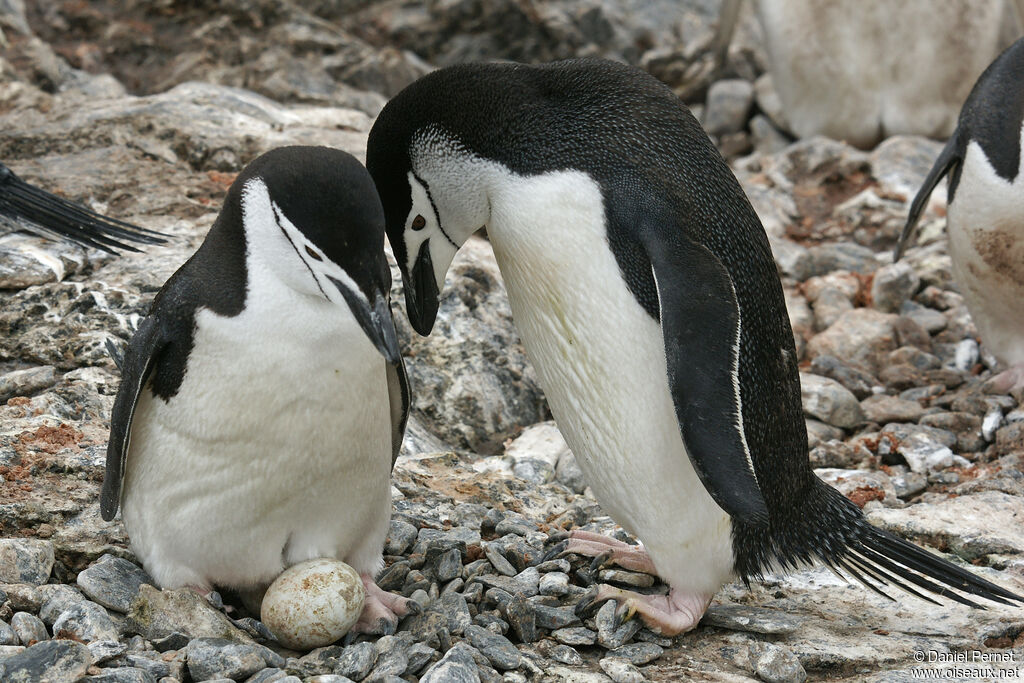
[[240, 177, 368, 310], [403, 128, 493, 291]]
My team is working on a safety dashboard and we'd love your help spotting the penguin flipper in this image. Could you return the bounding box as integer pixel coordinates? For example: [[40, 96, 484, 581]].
[[101, 316, 166, 521], [386, 354, 410, 468], [644, 230, 769, 527], [893, 131, 962, 261]]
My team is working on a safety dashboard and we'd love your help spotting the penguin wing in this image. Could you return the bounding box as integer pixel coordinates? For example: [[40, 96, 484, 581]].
[[893, 130, 962, 261], [641, 227, 770, 526], [387, 355, 411, 468], [100, 316, 166, 521]]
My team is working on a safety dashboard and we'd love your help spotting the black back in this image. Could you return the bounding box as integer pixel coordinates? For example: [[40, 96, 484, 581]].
[[369, 59, 812, 563]]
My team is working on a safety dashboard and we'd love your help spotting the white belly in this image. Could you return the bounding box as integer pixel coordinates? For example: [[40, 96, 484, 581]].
[[947, 139, 1024, 367], [121, 286, 392, 590], [487, 171, 734, 595]]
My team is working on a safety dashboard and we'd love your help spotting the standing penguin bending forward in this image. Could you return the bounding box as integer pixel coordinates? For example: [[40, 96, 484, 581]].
[[366, 60, 1023, 635], [895, 37, 1024, 395], [101, 146, 416, 633]]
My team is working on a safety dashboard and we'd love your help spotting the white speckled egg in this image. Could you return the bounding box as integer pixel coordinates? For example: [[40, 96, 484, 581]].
[[261, 558, 366, 650]]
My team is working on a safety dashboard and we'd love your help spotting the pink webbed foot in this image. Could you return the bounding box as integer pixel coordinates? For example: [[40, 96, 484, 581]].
[[984, 364, 1024, 397], [545, 530, 658, 575], [577, 584, 713, 636], [350, 573, 421, 635]]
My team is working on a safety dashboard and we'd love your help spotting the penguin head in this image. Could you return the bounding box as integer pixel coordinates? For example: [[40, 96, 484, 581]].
[[367, 77, 498, 336], [230, 146, 401, 363]]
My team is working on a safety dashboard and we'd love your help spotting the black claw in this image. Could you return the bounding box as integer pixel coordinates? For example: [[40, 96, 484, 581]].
[[546, 531, 570, 546], [342, 630, 359, 646], [589, 550, 614, 573], [574, 585, 601, 619], [378, 618, 397, 636], [541, 540, 569, 563], [403, 599, 423, 616]]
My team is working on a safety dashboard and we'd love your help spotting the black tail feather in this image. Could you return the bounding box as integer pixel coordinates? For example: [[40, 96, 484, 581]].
[[734, 481, 1024, 609], [0, 163, 166, 253]]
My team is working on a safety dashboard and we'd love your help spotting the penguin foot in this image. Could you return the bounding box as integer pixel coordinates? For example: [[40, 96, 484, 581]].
[[350, 573, 420, 635], [983, 364, 1024, 398], [547, 530, 658, 575], [578, 584, 712, 636]]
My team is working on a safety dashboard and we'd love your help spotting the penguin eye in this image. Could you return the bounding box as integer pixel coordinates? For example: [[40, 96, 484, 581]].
[[411, 215, 426, 231], [304, 246, 323, 261]]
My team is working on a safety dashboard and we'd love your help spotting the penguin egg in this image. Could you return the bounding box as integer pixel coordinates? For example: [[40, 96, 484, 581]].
[[261, 559, 366, 650]]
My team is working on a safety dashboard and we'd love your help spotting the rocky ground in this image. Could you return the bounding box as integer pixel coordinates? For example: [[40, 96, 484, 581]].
[[0, 1, 1023, 682]]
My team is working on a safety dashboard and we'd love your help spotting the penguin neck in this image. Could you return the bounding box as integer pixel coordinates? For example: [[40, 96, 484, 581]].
[[483, 168, 606, 281]]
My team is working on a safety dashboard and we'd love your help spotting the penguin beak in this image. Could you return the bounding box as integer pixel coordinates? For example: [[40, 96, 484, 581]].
[[327, 277, 402, 365], [404, 240, 440, 336]]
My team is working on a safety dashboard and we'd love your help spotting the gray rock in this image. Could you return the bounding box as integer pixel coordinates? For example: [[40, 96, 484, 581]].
[[125, 585, 249, 642], [752, 642, 807, 683], [77, 555, 154, 614], [599, 656, 645, 683], [889, 468, 928, 499], [0, 618, 17, 646], [804, 242, 880, 278], [598, 570, 654, 588], [0, 639, 92, 683], [367, 634, 410, 679], [83, 668, 157, 683], [483, 544, 517, 578], [10, 611, 47, 644], [860, 394, 925, 424], [0, 645, 25, 661], [419, 642, 481, 683], [800, 373, 864, 428], [539, 572, 569, 596], [86, 639, 126, 664], [701, 604, 803, 634], [464, 624, 521, 670], [703, 79, 754, 136], [552, 626, 598, 646], [383, 519, 418, 556], [808, 439, 860, 469], [596, 601, 642, 649], [871, 262, 920, 313], [532, 604, 580, 631], [608, 642, 664, 665], [185, 638, 268, 681], [547, 643, 583, 665], [37, 584, 89, 625], [750, 114, 791, 154], [333, 640, 377, 680], [504, 594, 537, 643], [0, 539, 54, 585], [806, 309, 898, 372], [555, 451, 587, 494], [405, 642, 437, 676], [808, 355, 879, 400], [50, 599, 119, 642], [308, 676, 356, 683], [0, 365, 57, 402]]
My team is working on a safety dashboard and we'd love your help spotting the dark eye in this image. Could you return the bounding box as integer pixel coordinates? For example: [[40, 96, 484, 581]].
[[411, 215, 426, 230], [305, 246, 323, 261]]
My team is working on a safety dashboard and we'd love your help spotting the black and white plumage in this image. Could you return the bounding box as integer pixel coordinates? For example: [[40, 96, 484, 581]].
[[0, 162, 165, 252], [101, 146, 413, 632], [366, 59, 1022, 634], [896, 37, 1024, 395]]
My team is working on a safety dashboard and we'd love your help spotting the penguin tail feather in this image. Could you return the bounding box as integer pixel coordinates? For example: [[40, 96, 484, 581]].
[[0, 168, 167, 253], [736, 481, 1024, 608]]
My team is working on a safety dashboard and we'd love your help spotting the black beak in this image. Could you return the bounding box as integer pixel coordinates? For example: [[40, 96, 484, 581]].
[[327, 277, 402, 365], [404, 240, 440, 336]]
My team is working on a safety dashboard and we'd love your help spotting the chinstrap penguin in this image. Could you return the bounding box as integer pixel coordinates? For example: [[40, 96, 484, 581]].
[[896, 37, 1024, 395], [0, 161, 165, 252], [101, 146, 415, 633], [366, 59, 1023, 634]]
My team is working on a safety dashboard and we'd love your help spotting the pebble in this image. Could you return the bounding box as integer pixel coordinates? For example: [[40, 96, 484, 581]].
[[419, 642, 482, 683], [0, 639, 92, 682], [0, 540, 54, 585], [38, 584, 91, 625], [598, 570, 654, 588], [808, 355, 878, 400], [539, 572, 569, 596], [533, 604, 580, 630], [185, 638, 270, 681], [464, 624, 522, 670], [0, 618, 17, 645], [983, 408, 1003, 441], [103, 572, 146, 603], [51, 599, 120, 642], [87, 639, 127, 664], [701, 604, 803, 635], [599, 656, 646, 683], [954, 339, 980, 372], [608, 642, 664, 665], [333, 641, 377, 680], [368, 634, 411, 679], [752, 642, 807, 683], [547, 643, 584, 665], [871, 261, 920, 313], [484, 544, 518, 577], [384, 520, 418, 555], [84, 668, 158, 682], [596, 602, 642, 649], [10, 614, 47, 647], [703, 79, 754, 135], [800, 373, 864, 428], [125, 585, 249, 642], [860, 394, 925, 424]]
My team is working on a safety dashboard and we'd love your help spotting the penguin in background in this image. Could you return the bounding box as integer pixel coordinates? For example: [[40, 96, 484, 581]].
[[896, 37, 1024, 395], [0, 161, 165, 252], [366, 59, 1022, 635], [101, 146, 416, 633]]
